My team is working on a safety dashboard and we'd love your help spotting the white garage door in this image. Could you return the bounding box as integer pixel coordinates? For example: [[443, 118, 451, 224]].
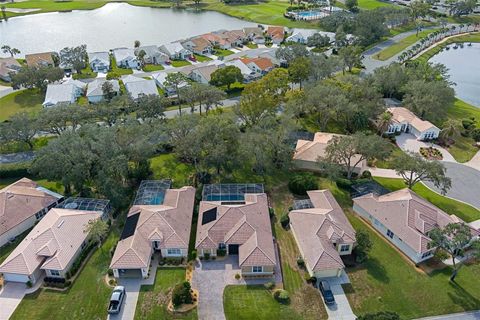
[[314, 269, 340, 278], [3, 273, 30, 283]]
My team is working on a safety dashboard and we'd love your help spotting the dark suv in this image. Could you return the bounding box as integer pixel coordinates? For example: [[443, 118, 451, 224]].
[[319, 281, 335, 305]]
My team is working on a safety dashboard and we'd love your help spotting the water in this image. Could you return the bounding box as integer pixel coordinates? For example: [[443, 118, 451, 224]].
[[429, 43, 480, 107], [0, 3, 257, 57]]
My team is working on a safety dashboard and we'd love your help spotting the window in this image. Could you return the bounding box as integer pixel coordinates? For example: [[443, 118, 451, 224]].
[[35, 209, 47, 220], [218, 243, 226, 250], [167, 248, 181, 255], [50, 270, 60, 276], [81, 241, 87, 250], [340, 245, 350, 252], [387, 229, 394, 239], [421, 251, 432, 259], [252, 266, 263, 273]]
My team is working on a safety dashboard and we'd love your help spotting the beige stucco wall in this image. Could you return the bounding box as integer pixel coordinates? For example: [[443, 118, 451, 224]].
[[241, 265, 274, 275]]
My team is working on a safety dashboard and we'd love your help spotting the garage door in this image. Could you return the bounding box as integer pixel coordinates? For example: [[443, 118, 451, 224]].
[[3, 273, 30, 283], [228, 244, 239, 255], [118, 269, 142, 278]]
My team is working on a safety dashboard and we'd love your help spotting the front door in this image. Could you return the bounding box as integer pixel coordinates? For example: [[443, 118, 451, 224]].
[[228, 244, 239, 255]]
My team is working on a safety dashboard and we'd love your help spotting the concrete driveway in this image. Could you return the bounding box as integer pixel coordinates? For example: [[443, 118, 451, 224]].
[[107, 279, 141, 320], [423, 162, 480, 210], [395, 134, 456, 162], [317, 272, 356, 320], [0, 282, 26, 320]]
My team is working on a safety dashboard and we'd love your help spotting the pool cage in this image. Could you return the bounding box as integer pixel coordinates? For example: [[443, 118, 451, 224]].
[[202, 183, 264, 202], [56, 197, 112, 215], [350, 181, 390, 199], [292, 199, 314, 210], [133, 180, 172, 205]]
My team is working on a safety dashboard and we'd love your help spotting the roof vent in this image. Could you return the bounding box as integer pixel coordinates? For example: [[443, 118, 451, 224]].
[[57, 220, 65, 228]]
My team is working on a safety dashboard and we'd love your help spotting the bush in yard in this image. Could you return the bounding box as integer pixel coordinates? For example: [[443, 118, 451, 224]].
[[305, 275, 317, 285], [264, 281, 275, 290], [361, 170, 372, 179], [461, 118, 476, 130], [471, 128, 480, 142], [172, 281, 193, 307], [288, 173, 318, 195], [217, 248, 227, 256], [268, 207, 275, 218], [204, 252, 210, 260], [353, 230, 373, 263], [107, 269, 114, 277], [297, 257, 305, 268], [235, 273, 241, 281], [280, 213, 290, 229], [357, 311, 400, 320], [273, 289, 290, 304], [336, 178, 353, 190]]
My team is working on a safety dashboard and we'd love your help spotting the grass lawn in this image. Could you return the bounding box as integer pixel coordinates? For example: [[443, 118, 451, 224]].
[[0, 136, 52, 155], [110, 56, 134, 76], [246, 43, 258, 49], [415, 32, 480, 64], [143, 64, 165, 72], [213, 49, 234, 57], [371, 143, 404, 169], [73, 65, 97, 79], [193, 54, 212, 62], [345, 212, 480, 319], [0, 89, 43, 121], [357, 0, 392, 9], [0, 78, 11, 86], [171, 60, 192, 68], [150, 153, 195, 188], [0, 229, 31, 264], [135, 268, 197, 320], [374, 29, 438, 61], [373, 177, 480, 222], [223, 285, 301, 320], [11, 231, 119, 320]]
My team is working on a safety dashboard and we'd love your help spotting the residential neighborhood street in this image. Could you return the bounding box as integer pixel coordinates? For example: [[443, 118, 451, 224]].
[[416, 311, 480, 320]]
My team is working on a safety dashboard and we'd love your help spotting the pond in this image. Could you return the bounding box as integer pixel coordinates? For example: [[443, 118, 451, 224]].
[[0, 3, 257, 57], [429, 43, 480, 108]]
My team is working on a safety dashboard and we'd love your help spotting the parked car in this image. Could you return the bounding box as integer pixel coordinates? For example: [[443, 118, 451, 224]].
[[319, 281, 335, 305], [108, 286, 125, 314], [189, 56, 197, 62]]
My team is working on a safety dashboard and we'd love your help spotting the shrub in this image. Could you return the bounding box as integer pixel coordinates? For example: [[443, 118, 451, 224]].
[[280, 213, 290, 228], [462, 118, 476, 130], [107, 269, 114, 277], [235, 273, 241, 280], [190, 250, 197, 260], [288, 173, 318, 195], [471, 128, 480, 142], [305, 275, 317, 285], [357, 311, 400, 320], [217, 248, 227, 257], [336, 178, 353, 190], [67, 241, 96, 279], [172, 281, 193, 307], [361, 170, 372, 179], [108, 279, 117, 286], [273, 289, 290, 304], [26, 281, 32, 288], [264, 281, 275, 290], [204, 253, 210, 260], [354, 230, 373, 263], [296, 257, 305, 268], [0, 162, 31, 179], [268, 207, 275, 218]]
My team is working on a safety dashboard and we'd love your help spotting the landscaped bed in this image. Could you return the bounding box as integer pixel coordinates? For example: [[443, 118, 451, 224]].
[[419, 147, 443, 160]]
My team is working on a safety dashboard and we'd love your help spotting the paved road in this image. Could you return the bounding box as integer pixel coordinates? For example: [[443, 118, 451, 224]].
[[423, 161, 480, 210], [416, 311, 480, 320]]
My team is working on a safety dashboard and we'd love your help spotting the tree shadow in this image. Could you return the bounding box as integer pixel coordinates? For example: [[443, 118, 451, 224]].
[[365, 257, 390, 284], [448, 281, 480, 311]]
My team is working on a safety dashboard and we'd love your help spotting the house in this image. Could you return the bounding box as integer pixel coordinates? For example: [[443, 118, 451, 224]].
[[259, 51, 281, 67], [0, 178, 63, 248], [225, 59, 258, 82], [135, 45, 169, 65], [290, 190, 356, 278], [0, 198, 110, 284], [152, 71, 189, 96], [240, 57, 274, 75], [293, 132, 367, 174], [25, 52, 55, 68], [182, 37, 213, 55], [86, 79, 120, 103], [110, 181, 195, 278], [189, 64, 220, 84], [385, 107, 440, 140], [123, 75, 159, 100], [201, 33, 233, 50], [220, 30, 247, 47], [88, 51, 110, 73], [353, 188, 479, 264], [266, 26, 285, 44], [42, 79, 86, 107], [195, 184, 277, 277], [243, 27, 265, 44], [286, 30, 335, 44], [113, 48, 139, 69], [159, 42, 192, 60], [0, 57, 22, 82]]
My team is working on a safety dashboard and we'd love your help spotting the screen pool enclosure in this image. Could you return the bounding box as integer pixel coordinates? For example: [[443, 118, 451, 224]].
[[133, 180, 171, 205], [202, 183, 264, 202], [292, 199, 314, 210], [350, 181, 390, 199], [56, 197, 111, 214]]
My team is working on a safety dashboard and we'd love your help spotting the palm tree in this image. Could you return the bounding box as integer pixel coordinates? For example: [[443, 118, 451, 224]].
[[377, 111, 393, 137], [440, 119, 462, 145]]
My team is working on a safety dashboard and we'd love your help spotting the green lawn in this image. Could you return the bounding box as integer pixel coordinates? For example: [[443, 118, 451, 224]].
[[193, 54, 212, 62], [171, 60, 192, 68], [374, 177, 480, 222], [374, 29, 438, 61], [11, 231, 119, 320], [0, 89, 43, 121], [370, 142, 404, 169], [246, 43, 258, 49], [135, 268, 197, 320], [345, 213, 480, 319], [143, 64, 165, 72], [357, 0, 392, 9], [150, 154, 195, 188], [213, 49, 234, 57], [223, 285, 301, 320], [73, 65, 97, 79], [110, 56, 134, 76]]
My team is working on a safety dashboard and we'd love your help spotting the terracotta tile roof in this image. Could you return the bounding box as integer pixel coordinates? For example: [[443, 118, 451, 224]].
[[266, 26, 285, 41], [110, 187, 195, 269], [0, 208, 101, 274], [25, 52, 54, 68], [290, 190, 356, 272], [387, 107, 439, 133], [293, 132, 365, 169], [196, 193, 276, 267], [353, 188, 479, 254], [0, 57, 21, 79], [190, 37, 212, 52], [240, 57, 274, 71], [0, 178, 62, 237]]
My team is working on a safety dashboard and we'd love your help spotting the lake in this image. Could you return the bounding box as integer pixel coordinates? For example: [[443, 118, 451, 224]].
[[0, 3, 257, 57], [429, 43, 480, 108]]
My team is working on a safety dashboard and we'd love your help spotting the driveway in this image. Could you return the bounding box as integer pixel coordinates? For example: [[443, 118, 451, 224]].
[[395, 134, 456, 162], [317, 272, 356, 320], [423, 162, 480, 210], [107, 279, 141, 320], [0, 282, 26, 320]]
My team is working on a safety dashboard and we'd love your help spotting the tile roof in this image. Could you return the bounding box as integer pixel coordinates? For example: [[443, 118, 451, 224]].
[[25, 52, 54, 68], [123, 75, 159, 99], [196, 193, 276, 267], [190, 64, 219, 82], [86, 79, 120, 97], [0, 208, 101, 274], [387, 107, 439, 133], [293, 132, 365, 169], [87, 51, 110, 66], [0, 178, 62, 238], [266, 26, 285, 40], [240, 57, 274, 71], [290, 190, 356, 272], [0, 57, 21, 78], [353, 188, 479, 254], [110, 186, 195, 269], [43, 83, 77, 106], [187, 37, 212, 52], [113, 48, 136, 62]]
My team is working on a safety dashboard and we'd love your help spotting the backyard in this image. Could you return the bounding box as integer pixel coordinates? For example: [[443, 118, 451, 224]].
[[134, 268, 197, 320], [0, 89, 43, 121]]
